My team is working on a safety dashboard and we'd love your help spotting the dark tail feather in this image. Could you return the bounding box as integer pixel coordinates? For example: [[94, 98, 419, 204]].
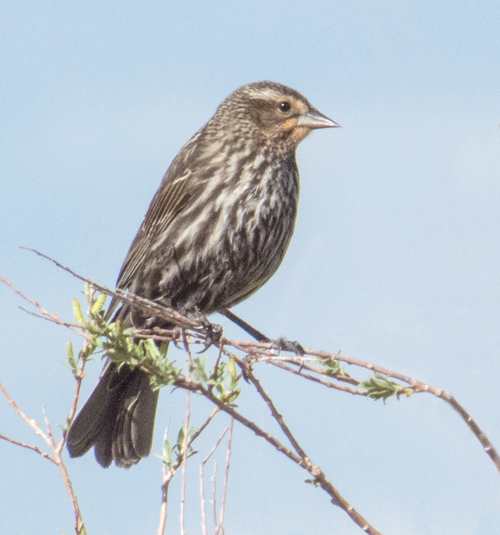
[[67, 361, 159, 468]]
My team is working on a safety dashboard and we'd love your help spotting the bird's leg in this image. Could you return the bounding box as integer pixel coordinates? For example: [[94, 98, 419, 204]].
[[221, 309, 305, 356], [221, 309, 268, 342], [188, 309, 223, 352]]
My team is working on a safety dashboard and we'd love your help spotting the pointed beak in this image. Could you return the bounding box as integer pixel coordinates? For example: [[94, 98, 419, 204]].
[[297, 109, 340, 130]]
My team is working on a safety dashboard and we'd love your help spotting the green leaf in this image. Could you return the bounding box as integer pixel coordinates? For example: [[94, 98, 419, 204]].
[[91, 292, 107, 316], [72, 298, 84, 324], [191, 357, 209, 382], [67, 341, 75, 362], [66, 341, 77, 374], [223, 388, 241, 404], [228, 358, 237, 379], [322, 357, 344, 377], [177, 425, 185, 448], [159, 343, 169, 359], [158, 439, 172, 465], [143, 338, 160, 360], [359, 373, 405, 401]]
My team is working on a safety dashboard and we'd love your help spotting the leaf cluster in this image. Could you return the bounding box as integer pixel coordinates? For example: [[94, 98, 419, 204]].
[[157, 425, 198, 468], [359, 372, 410, 401], [190, 355, 241, 404], [70, 286, 245, 405], [70, 286, 182, 389]]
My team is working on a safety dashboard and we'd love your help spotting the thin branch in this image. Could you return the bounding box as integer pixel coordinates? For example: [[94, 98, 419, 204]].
[[218, 419, 234, 534], [304, 349, 500, 471], [158, 404, 221, 535], [440, 392, 500, 472], [180, 389, 191, 535], [0, 276, 83, 336], [200, 465, 209, 535], [53, 444, 85, 533], [0, 382, 51, 444], [0, 381, 85, 533], [211, 462, 218, 534], [237, 358, 309, 461], [180, 329, 194, 535], [268, 360, 364, 395], [201, 427, 230, 468], [276, 357, 359, 386], [223, 339, 500, 474], [199, 427, 230, 535], [176, 377, 303, 465], [0, 432, 57, 464], [64, 344, 90, 433], [20, 248, 203, 333], [158, 424, 171, 535], [19, 306, 85, 334], [175, 377, 382, 535], [237, 362, 382, 532]]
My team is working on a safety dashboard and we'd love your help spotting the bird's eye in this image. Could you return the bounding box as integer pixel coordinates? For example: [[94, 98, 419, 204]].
[[279, 101, 291, 112]]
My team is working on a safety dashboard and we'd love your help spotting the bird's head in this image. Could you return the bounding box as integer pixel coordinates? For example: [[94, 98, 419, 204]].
[[214, 81, 339, 151]]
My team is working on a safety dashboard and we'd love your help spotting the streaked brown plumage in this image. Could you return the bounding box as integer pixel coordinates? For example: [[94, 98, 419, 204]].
[[67, 81, 338, 467]]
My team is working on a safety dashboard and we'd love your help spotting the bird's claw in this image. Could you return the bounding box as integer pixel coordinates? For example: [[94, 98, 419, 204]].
[[196, 315, 223, 353], [273, 337, 305, 356], [241, 355, 254, 382]]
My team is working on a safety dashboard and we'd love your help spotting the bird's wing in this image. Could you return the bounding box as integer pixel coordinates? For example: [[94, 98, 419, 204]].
[[115, 167, 193, 292], [112, 128, 210, 298]]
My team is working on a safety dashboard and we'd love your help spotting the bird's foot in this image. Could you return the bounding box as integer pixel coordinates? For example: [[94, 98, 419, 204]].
[[271, 337, 305, 356], [241, 354, 257, 382], [191, 311, 223, 352]]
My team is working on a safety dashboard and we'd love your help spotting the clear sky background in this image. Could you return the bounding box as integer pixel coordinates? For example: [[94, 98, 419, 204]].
[[1, 1, 500, 534]]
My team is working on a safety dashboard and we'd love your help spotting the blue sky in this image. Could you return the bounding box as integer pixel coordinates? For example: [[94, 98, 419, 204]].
[[1, 1, 500, 534]]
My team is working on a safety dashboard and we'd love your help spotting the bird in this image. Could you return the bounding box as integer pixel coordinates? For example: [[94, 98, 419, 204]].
[[66, 81, 339, 467]]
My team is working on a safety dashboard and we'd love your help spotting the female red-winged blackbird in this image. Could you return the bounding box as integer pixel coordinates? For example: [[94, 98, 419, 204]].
[[67, 81, 338, 467]]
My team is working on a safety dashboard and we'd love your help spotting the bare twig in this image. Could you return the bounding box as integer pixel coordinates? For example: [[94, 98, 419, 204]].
[[0, 432, 57, 464], [180, 390, 191, 535], [268, 359, 364, 395], [173, 377, 382, 535], [211, 462, 218, 534], [158, 425, 171, 535], [222, 339, 500, 473], [53, 441, 85, 533], [304, 348, 500, 472], [0, 276, 84, 336], [0, 382, 51, 444], [236, 359, 382, 533], [200, 466, 209, 535], [20, 248, 206, 334], [65, 345, 90, 431], [218, 419, 234, 534], [440, 392, 500, 472], [158, 406, 221, 535], [0, 382, 85, 533], [199, 427, 230, 535], [0, 281, 95, 534], [236, 358, 309, 461], [174, 377, 302, 464]]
